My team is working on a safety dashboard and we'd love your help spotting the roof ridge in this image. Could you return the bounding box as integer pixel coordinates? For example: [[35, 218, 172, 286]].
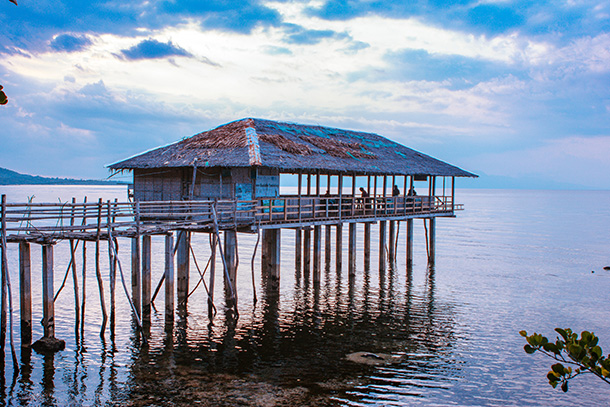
[[245, 120, 261, 166]]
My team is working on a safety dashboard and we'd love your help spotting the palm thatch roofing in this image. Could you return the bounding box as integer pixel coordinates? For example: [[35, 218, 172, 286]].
[[108, 118, 476, 177]]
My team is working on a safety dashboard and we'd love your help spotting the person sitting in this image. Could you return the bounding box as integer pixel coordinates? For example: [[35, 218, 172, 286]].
[[407, 187, 417, 196], [359, 187, 370, 212], [392, 185, 400, 197]]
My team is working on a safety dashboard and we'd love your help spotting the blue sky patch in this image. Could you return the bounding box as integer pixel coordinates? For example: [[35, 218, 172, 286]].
[[121, 39, 192, 60]]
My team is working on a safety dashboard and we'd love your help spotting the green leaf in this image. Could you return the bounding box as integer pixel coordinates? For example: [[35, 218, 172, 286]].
[[555, 328, 568, 341], [592, 346, 602, 359], [552, 363, 565, 375], [561, 381, 568, 392], [519, 330, 528, 337], [524, 344, 536, 354]]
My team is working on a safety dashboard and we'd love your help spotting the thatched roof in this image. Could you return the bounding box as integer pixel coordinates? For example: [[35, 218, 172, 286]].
[[108, 118, 476, 177]]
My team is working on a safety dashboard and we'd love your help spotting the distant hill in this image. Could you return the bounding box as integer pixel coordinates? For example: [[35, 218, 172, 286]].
[[0, 167, 127, 185]]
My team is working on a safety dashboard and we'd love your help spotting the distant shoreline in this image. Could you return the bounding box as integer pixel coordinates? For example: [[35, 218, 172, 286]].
[[0, 167, 128, 186]]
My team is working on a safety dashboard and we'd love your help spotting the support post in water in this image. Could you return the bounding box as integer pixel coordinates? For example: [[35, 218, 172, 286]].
[[406, 219, 414, 267], [313, 225, 321, 284], [131, 201, 142, 316], [379, 220, 387, 273], [363, 223, 371, 271], [295, 228, 302, 278], [141, 235, 152, 320], [176, 230, 190, 307], [348, 223, 356, 277], [208, 232, 216, 319], [224, 230, 237, 303], [303, 228, 311, 280], [325, 225, 331, 267], [389, 221, 396, 267], [19, 242, 31, 348], [165, 233, 174, 328], [428, 218, 436, 265], [335, 223, 342, 274], [262, 229, 281, 290]]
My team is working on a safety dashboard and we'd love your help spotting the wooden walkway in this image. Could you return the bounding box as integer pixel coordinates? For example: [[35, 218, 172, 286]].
[[1, 195, 461, 243]]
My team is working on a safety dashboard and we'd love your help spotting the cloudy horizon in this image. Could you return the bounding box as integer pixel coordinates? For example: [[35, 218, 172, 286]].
[[1, 0, 609, 189]]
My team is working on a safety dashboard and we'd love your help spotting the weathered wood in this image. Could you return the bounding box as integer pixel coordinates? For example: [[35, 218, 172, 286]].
[[348, 223, 356, 277], [262, 229, 281, 286], [19, 242, 32, 347], [389, 220, 396, 266], [379, 220, 386, 273], [303, 229, 311, 279], [363, 223, 371, 271], [176, 230, 190, 306], [95, 199, 108, 336], [80, 197, 87, 335], [141, 235, 152, 319], [295, 228, 302, 277], [107, 201, 116, 333], [42, 244, 55, 338], [429, 218, 436, 265], [1, 195, 7, 350], [224, 230, 237, 299], [70, 197, 80, 328], [325, 225, 331, 266], [208, 232, 216, 319], [313, 225, 321, 283], [131, 201, 141, 316], [335, 223, 342, 274], [406, 219, 414, 266], [165, 233, 174, 327]]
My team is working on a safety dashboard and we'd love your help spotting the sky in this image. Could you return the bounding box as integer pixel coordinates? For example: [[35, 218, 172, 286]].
[[1, 0, 609, 189]]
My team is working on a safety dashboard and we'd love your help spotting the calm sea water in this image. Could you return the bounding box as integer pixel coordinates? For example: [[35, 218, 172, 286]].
[[0, 185, 609, 406]]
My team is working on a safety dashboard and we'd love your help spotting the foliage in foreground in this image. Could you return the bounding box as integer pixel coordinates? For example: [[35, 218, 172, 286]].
[[520, 328, 610, 392], [0, 85, 7, 105]]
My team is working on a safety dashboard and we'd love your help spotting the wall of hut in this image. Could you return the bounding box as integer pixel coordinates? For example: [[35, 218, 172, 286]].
[[133, 167, 280, 202]]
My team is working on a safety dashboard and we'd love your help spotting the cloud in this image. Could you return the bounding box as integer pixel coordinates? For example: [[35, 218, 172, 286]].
[[282, 24, 349, 45], [121, 39, 192, 60], [50, 34, 92, 52]]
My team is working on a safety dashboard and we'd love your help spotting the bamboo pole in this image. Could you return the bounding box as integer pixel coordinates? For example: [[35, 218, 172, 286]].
[[70, 197, 80, 328], [81, 197, 87, 336], [107, 201, 116, 334], [96, 198, 108, 336]]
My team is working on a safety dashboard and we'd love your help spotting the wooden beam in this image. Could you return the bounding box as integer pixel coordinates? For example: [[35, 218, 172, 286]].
[[19, 242, 31, 347]]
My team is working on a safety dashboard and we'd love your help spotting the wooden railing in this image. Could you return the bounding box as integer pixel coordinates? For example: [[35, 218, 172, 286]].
[[0, 194, 461, 241]]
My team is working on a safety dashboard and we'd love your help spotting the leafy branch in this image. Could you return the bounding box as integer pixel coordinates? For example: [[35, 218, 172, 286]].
[[520, 328, 610, 392], [0, 85, 7, 105]]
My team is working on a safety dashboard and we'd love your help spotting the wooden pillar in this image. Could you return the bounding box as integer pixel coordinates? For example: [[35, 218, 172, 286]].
[[42, 244, 55, 338], [176, 231, 190, 306], [19, 242, 32, 347], [262, 229, 281, 283], [335, 223, 342, 274], [224, 230, 237, 297], [295, 228, 302, 276], [313, 225, 321, 283], [303, 228, 311, 279], [348, 223, 356, 277], [325, 225, 332, 266], [379, 221, 386, 273], [363, 223, 371, 271], [131, 237, 141, 316], [208, 233, 217, 318], [165, 234, 174, 327], [141, 235, 152, 319], [389, 221, 396, 265], [429, 218, 436, 265], [406, 219, 414, 266]]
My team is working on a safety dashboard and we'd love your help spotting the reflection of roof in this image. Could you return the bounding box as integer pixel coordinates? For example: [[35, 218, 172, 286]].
[[108, 118, 477, 177]]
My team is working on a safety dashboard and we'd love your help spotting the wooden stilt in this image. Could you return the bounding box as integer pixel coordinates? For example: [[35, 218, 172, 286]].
[[107, 202, 116, 333], [303, 228, 311, 279], [363, 223, 371, 271], [165, 233, 174, 327], [208, 232, 216, 319], [141, 235, 152, 319], [295, 228, 302, 277], [131, 201, 141, 316], [325, 225, 331, 267], [19, 242, 31, 348], [176, 231, 190, 307], [224, 230, 237, 301], [348, 223, 356, 277], [313, 225, 321, 284], [70, 198, 80, 328], [406, 219, 414, 266], [0, 195, 6, 352], [95, 198, 107, 336], [42, 244, 55, 338], [429, 218, 436, 265], [389, 220, 396, 266], [379, 220, 387, 273], [80, 197, 87, 335], [335, 223, 342, 274]]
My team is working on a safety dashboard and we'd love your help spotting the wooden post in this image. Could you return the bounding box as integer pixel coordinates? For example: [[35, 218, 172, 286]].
[[107, 202, 116, 333], [335, 223, 342, 274], [379, 220, 386, 273], [364, 223, 371, 271], [19, 242, 31, 347], [224, 230, 237, 300], [295, 228, 302, 277], [165, 233, 174, 327], [389, 221, 396, 266], [42, 244, 55, 338], [429, 218, 436, 265], [303, 228, 311, 279], [406, 219, 414, 266], [70, 198, 80, 327], [338, 175, 343, 219], [313, 225, 321, 284], [132, 202, 141, 316], [348, 223, 356, 277], [141, 235, 152, 319], [262, 229, 281, 288], [325, 225, 332, 266], [382, 176, 387, 215], [208, 233, 217, 318], [0, 195, 6, 351], [176, 231, 190, 307]]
